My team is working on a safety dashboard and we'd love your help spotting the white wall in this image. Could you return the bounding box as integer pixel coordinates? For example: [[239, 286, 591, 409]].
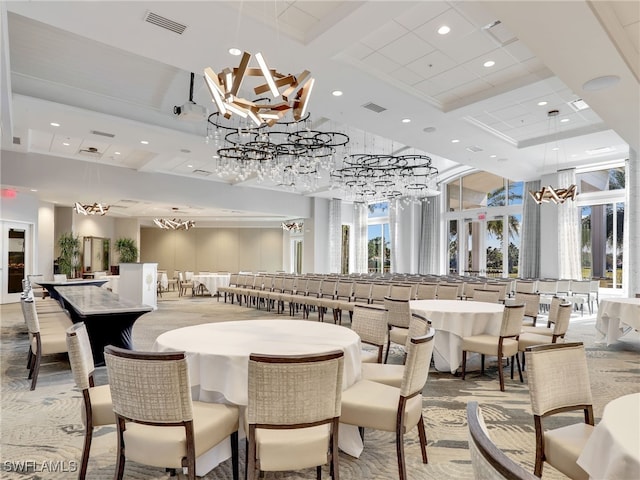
[[539, 172, 560, 278], [37, 203, 55, 279], [1, 190, 39, 277]]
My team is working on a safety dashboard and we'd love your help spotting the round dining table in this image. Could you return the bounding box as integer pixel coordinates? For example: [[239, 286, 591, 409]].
[[191, 273, 231, 296], [595, 298, 640, 345], [577, 392, 640, 479], [410, 299, 504, 374], [153, 319, 363, 476]]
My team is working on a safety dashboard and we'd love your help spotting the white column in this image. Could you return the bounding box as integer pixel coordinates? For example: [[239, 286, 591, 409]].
[[328, 199, 342, 274], [625, 152, 639, 297]]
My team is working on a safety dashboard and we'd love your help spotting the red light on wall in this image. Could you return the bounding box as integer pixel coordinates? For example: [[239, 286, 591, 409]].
[[1, 189, 17, 198], [477, 213, 486, 221]]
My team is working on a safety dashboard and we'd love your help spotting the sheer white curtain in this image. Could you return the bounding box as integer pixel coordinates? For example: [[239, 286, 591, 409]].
[[557, 169, 582, 280], [519, 180, 541, 278], [353, 202, 368, 273], [389, 199, 400, 272], [328, 199, 342, 274], [418, 196, 440, 274]]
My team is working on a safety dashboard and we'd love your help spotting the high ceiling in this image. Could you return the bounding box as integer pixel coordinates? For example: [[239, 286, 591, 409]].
[[1, 1, 637, 224]]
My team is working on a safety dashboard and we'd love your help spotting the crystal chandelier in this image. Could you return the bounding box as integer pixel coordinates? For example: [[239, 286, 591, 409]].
[[330, 152, 439, 203], [207, 110, 349, 192]]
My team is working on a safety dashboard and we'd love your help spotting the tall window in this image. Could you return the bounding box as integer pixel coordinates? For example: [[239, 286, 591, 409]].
[[367, 202, 390, 273], [577, 163, 625, 289], [445, 172, 523, 277]]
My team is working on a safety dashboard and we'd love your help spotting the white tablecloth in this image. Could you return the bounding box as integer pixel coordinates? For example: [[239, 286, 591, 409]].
[[157, 272, 168, 290], [410, 299, 504, 374], [101, 275, 120, 294], [153, 319, 363, 475], [192, 274, 231, 296], [595, 298, 640, 345], [577, 393, 640, 480]]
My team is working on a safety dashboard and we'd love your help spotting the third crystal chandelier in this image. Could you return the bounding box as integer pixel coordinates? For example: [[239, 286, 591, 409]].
[[329, 152, 440, 203]]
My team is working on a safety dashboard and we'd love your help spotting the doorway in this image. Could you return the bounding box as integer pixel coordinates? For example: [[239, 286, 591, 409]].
[[1, 221, 32, 304]]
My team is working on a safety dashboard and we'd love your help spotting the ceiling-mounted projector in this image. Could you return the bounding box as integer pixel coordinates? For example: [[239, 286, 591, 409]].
[[173, 102, 207, 121]]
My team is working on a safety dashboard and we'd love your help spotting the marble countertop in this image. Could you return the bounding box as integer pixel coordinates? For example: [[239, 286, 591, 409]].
[[55, 285, 153, 316]]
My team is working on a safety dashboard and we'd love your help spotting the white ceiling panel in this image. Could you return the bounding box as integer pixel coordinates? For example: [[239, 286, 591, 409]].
[[427, 64, 479, 93], [438, 29, 497, 64], [341, 42, 375, 61], [360, 21, 407, 51], [406, 50, 458, 79], [393, 1, 451, 31], [378, 32, 435, 66], [413, 8, 476, 49], [387, 66, 425, 87], [361, 51, 402, 74]]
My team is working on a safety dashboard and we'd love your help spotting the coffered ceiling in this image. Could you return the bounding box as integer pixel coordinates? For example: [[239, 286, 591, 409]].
[[1, 1, 637, 224]]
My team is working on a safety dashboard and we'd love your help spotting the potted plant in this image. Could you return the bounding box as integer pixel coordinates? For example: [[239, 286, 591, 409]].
[[115, 237, 139, 264], [58, 232, 81, 278]]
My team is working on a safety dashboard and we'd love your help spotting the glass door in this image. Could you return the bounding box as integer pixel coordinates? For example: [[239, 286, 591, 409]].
[[1, 221, 32, 304]]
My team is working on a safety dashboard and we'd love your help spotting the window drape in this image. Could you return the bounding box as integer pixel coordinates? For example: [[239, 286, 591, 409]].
[[418, 196, 440, 274], [519, 180, 541, 278], [328, 199, 342, 274], [353, 202, 368, 273], [557, 169, 582, 280]]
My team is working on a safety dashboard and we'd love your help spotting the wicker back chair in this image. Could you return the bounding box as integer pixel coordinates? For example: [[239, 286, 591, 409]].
[[461, 304, 525, 391], [467, 401, 538, 480], [340, 331, 436, 480], [246, 350, 344, 480], [383, 296, 413, 364], [21, 297, 69, 390], [436, 284, 459, 300], [415, 283, 438, 300], [472, 289, 502, 304], [104, 346, 240, 480], [524, 343, 594, 479], [66, 323, 115, 479], [514, 292, 541, 326], [362, 317, 432, 388], [352, 305, 389, 363]]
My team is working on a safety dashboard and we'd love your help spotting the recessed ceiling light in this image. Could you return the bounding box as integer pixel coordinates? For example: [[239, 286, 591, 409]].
[[212, 155, 219, 159], [30, 189, 38, 192], [140, 140, 149, 145], [187, 164, 193, 168], [483, 60, 495, 68], [551, 147, 560, 151], [62, 142, 70, 146], [560, 118, 570, 123], [402, 118, 411, 123], [228, 48, 242, 56], [437, 25, 450, 35], [332, 90, 343, 97], [489, 154, 497, 158], [114, 151, 121, 155], [50, 122, 60, 127], [582, 75, 620, 91], [537, 101, 548, 106], [451, 139, 460, 143]]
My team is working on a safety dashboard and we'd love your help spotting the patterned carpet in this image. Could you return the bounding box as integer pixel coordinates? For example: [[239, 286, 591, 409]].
[[1, 292, 639, 480]]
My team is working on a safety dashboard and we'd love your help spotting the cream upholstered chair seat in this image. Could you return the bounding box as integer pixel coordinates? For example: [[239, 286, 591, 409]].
[[122, 402, 239, 468], [253, 424, 331, 472], [525, 342, 594, 479], [384, 296, 413, 364], [461, 304, 525, 391], [519, 301, 572, 361], [543, 424, 593, 480], [362, 316, 432, 388], [341, 380, 423, 432], [66, 322, 115, 480], [22, 298, 69, 390], [104, 346, 240, 480], [246, 350, 344, 480], [340, 331, 435, 480], [84, 384, 114, 426]]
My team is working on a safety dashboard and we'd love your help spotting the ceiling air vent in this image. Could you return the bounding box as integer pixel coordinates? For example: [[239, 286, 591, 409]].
[[466, 146, 483, 153], [362, 102, 387, 114], [193, 169, 213, 176], [12, 136, 21, 145], [90, 130, 115, 138], [569, 98, 590, 111], [144, 11, 187, 35]]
